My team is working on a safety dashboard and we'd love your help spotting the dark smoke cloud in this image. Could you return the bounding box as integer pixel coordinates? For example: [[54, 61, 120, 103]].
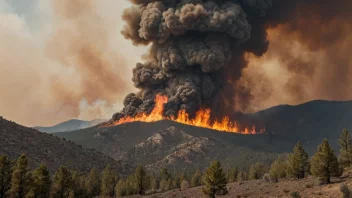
[[113, 0, 352, 122]]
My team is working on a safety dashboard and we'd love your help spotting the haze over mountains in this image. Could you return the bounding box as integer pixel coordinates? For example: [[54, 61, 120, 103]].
[[34, 119, 106, 133]]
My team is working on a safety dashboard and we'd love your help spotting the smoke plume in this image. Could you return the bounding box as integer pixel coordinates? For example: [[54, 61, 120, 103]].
[[113, 0, 352, 121]]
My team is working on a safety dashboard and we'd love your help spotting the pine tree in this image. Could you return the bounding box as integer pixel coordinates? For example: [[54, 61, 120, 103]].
[[190, 169, 202, 187], [311, 139, 342, 184], [269, 157, 287, 182], [100, 165, 117, 197], [0, 155, 12, 198], [287, 142, 310, 179], [28, 164, 51, 198], [202, 161, 228, 198], [339, 129, 352, 168], [51, 166, 73, 198], [115, 179, 126, 197], [159, 168, 170, 181], [226, 166, 238, 183], [237, 171, 247, 182], [71, 171, 86, 198], [134, 165, 148, 195], [10, 154, 31, 198], [85, 168, 100, 197], [249, 162, 266, 180]]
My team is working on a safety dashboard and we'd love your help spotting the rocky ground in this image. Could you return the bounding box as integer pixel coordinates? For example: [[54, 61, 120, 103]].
[[127, 176, 351, 198]]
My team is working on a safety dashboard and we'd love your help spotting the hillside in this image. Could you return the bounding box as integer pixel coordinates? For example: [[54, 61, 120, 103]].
[[55, 120, 288, 171], [243, 100, 352, 153], [34, 119, 106, 133], [0, 117, 128, 174], [132, 177, 349, 198], [54, 100, 352, 171]]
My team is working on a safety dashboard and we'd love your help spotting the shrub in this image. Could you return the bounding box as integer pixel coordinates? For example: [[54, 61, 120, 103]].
[[290, 191, 301, 198], [180, 180, 189, 190], [262, 173, 270, 182], [340, 184, 352, 198]]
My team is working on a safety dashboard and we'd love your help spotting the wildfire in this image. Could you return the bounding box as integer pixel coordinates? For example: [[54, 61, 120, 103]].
[[105, 94, 264, 134]]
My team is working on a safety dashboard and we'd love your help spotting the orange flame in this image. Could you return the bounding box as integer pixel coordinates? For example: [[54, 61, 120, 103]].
[[105, 94, 263, 134]]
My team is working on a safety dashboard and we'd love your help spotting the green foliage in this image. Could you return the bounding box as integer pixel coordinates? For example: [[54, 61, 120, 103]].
[[100, 165, 117, 197], [159, 179, 169, 192], [287, 142, 310, 179], [180, 179, 189, 190], [190, 169, 202, 187], [290, 191, 301, 198], [202, 160, 228, 198], [134, 165, 149, 195], [71, 171, 86, 198], [149, 175, 159, 192], [84, 168, 100, 197], [339, 129, 352, 168], [311, 139, 342, 184], [28, 164, 51, 198], [237, 171, 248, 182], [226, 166, 238, 183], [10, 154, 31, 198], [0, 155, 12, 198], [160, 168, 171, 181], [269, 157, 287, 182], [249, 162, 266, 180], [51, 166, 73, 198]]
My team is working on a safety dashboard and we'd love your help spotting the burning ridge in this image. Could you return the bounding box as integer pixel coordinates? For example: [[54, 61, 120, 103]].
[[104, 94, 263, 134]]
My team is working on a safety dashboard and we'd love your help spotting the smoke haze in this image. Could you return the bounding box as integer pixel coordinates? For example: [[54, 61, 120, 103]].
[[0, 0, 351, 126]]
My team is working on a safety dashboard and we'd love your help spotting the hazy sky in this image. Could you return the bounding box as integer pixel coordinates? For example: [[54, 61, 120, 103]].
[[0, 0, 144, 126], [1, 0, 351, 127]]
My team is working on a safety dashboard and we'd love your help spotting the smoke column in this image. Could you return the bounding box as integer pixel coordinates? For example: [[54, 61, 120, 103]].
[[113, 0, 352, 121]]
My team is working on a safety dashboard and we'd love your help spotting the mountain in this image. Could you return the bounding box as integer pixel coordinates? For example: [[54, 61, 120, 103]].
[[34, 119, 106, 133], [54, 120, 288, 171], [54, 100, 352, 171], [0, 116, 128, 173]]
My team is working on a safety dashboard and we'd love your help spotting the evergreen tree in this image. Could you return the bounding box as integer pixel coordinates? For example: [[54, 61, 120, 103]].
[[287, 142, 310, 179], [85, 168, 100, 197], [269, 157, 287, 182], [0, 155, 12, 198], [10, 154, 30, 198], [237, 171, 247, 182], [339, 129, 352, 168], [28, 164, 51, 198], [149, 174, 159, 192], [51, 166, 73, 198], [71, 171, 86, 198], [134, 165, 148, 195], [100, 165, 117, 197], [159, 168, 171, 181], [115, 179, 126, 197], [226, 166, 238, 183], [202, 161, 228, 198], [311, 139, 342, 184], [249, 162, 266, 180], [190, 169, 202, 187]]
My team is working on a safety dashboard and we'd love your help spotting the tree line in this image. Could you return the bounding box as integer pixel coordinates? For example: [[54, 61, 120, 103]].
[[1, 129, 352, 198]]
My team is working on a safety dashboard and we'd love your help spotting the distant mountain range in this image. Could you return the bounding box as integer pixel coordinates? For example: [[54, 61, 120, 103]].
[[0, 117, 128, 173], [53, 100, 352, 171], [34, 119, 107, 133]]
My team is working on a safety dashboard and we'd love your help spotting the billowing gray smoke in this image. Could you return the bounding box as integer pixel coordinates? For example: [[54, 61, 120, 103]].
[[112, 0, 352, 122], [112, 0, 272, 121]]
